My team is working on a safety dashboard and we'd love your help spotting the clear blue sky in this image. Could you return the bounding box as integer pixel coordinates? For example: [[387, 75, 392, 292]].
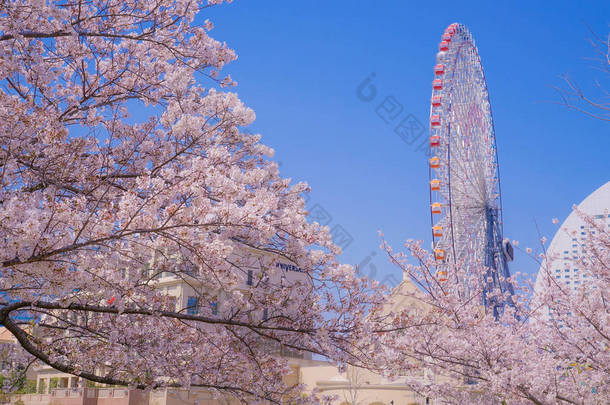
[[203, 1, 609, 285]]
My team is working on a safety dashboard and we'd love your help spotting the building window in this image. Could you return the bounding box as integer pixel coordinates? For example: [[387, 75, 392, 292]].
[[186, 296, 198, 315], [247, 270, 253, 286], [263, 308, 268, 321], [210, 301, 218, 316]]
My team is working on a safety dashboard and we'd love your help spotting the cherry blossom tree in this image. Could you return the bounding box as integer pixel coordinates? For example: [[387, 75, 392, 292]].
[[378, 212, 609, 404], [0, 0, 385, 402]]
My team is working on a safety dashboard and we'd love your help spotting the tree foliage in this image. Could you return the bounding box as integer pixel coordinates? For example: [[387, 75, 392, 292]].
[[380, 212, 609, 404], [0, 1, 384, 402]]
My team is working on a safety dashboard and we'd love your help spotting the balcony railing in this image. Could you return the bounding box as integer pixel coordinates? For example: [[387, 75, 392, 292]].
[[8, 387, 137, 404]]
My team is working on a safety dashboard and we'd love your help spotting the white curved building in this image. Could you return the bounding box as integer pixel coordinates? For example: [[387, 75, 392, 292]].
[[535, 181, 610, 295]]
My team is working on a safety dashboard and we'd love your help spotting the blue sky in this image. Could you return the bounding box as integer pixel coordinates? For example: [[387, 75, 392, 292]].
[[203, 1, 609, 285]]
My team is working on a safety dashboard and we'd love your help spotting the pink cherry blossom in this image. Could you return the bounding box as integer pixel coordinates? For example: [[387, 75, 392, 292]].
[[0, 1, 384, 402], [377, 210, 609, 404]]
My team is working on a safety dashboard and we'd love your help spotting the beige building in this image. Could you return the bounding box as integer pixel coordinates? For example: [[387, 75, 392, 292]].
[[6, 250, 323, 404], [7, 269, 438, 405], [301, 363, 431, 405], [0, 326, 37, 382], [299, 275, 436, 405]]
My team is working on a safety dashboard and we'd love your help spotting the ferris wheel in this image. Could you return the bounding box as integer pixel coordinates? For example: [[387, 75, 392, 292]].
[[428, 23, 514, 314]]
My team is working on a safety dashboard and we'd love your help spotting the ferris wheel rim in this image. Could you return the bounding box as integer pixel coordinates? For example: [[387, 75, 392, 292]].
[[427, 23, 506, 274]]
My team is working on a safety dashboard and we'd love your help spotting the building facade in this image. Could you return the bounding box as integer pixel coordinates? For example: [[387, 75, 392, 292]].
[[6, 250, 316, 405], [5, 250, 447, 405], [534, 181, 610, 296]]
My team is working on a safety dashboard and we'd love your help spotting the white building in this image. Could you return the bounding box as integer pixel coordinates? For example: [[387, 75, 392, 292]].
[[534, 181, 610, 295]]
